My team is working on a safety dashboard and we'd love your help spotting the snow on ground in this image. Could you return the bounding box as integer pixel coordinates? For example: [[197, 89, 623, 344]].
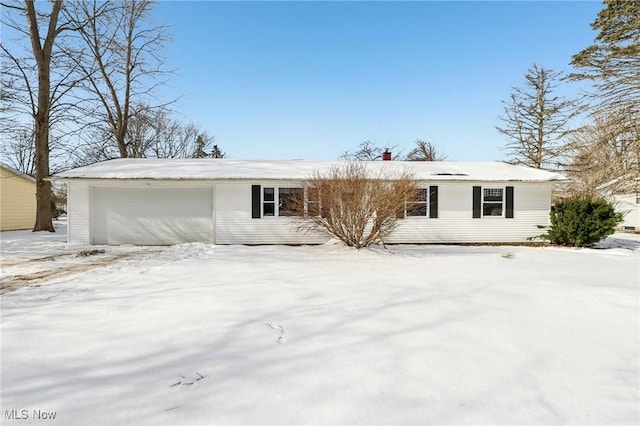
[[1, 230, 638, 425], [1, 218, 157, 284]]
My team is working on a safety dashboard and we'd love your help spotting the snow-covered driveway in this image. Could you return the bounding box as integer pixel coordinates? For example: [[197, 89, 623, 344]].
[[1, 232, 638, 425], [1, 220, 161, 294]]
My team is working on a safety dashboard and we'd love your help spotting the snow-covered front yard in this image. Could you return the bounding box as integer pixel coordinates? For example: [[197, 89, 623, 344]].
[[1, 223, 639, 425]]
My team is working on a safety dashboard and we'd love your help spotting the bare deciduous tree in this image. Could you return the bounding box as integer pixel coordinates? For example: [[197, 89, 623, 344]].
[[24, 0, 59, 231], [71, 104, 217, 166], [405, 139, 447, 161], [287, 162, 419, 248], [339, 140, 401, 161], [566, 110, 640, 197], [0, 128, 35, 175], [67, 0, 172, 158], [0, 0, 80, 231], [496, 64, 582, 171]]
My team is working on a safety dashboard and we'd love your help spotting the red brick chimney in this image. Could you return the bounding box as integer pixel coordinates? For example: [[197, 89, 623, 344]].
[[382, 149, 392, 161]]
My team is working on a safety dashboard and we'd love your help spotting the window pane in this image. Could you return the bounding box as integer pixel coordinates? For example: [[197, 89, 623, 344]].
[[483, 188, 503, 202], [307, 187, 320, 216], [308, 187, 319, 200], [483, 202, 503, 216], [263, 202, 275, 216], [415, 188, 428, 202], [308, 201, 319, 217], [406, 202, 427, 216], [264, 187, 274, 201], [279, 188, 303, 216]]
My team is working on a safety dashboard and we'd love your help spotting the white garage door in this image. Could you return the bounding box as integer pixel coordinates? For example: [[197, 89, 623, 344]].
[[92, 187, 213, 245]]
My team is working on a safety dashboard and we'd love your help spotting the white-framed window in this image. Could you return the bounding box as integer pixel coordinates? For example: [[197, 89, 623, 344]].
[[263, 187, 276, 216], [279, 187, 303, 216], [404, 188, 428, 217], [261, 187, 303, 217], [482, 187, 504, 217]]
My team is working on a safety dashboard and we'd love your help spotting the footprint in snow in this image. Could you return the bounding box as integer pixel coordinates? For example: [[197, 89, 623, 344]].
[[265, 322, 287, 344]]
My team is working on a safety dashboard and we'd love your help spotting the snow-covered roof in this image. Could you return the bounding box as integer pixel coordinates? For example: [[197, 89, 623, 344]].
[[597, 176, 639, 193], [1, 163, 36, 183], [52, 159, 567, 182]]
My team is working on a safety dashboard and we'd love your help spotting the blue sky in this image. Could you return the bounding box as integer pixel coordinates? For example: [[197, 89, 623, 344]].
[[154, 1, 602, 161]]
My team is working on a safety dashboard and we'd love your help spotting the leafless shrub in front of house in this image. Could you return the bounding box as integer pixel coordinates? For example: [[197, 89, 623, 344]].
[[285, 162, 419, 249]]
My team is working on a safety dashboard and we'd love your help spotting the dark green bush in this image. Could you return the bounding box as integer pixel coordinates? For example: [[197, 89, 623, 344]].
[[542, 198, 623, 247]]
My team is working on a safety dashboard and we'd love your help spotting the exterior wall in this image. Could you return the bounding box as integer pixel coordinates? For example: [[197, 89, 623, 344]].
[[612, 193, 640, 230], [0, 167, 36, 231], [67, 181, 91, 244], [215, 181, 328, 244], [66, 179, 554, 245], [387, 182, 552, 243]]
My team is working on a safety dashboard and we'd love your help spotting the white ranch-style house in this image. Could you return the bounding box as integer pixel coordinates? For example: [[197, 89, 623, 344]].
[[53, 159, 566, 246]]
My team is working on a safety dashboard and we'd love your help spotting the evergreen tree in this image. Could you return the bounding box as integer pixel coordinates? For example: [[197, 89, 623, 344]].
[[569, 0, 639, 192], [541, 198, 623, 247], [192, 135, 208, 158], [211, 144, 225, 158], [570, 0, 640, 114]]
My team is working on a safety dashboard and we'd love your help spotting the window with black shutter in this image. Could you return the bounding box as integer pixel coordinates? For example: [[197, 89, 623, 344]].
[[252, 185, 304, 218], [473, 186, 514, 218]]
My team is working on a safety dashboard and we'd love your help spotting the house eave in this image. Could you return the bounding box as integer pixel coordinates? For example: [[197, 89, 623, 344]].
[[1, 163, 36, 183]]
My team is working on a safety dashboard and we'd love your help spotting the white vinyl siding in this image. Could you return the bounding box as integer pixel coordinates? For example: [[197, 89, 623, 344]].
[[386, 182, 551, 243], [67, 181, 91, 244], [610, 193, 640, 230], [215, 182, 328, 245]]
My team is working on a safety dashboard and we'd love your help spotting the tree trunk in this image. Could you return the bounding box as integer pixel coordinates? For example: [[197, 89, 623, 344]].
[[25, 0, 62, 232], [33, 75, 54, 232]]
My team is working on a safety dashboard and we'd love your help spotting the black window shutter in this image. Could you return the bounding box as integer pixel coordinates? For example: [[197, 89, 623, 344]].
[[429, 186, 438, 218], [251, 185, 261, 218], [472, 186, 481, 218], [505, 186, 514, 218]]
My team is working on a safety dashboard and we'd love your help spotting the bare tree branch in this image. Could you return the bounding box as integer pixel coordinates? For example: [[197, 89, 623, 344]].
[[286, 163, 419, 248], [66, 0, 174, 158], [340, 140, 402, 161], [496, 64, 583, 171], [405, 139, 447, 161]]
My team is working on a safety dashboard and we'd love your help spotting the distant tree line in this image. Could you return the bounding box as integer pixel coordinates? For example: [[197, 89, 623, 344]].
[[340, 139, 447, 162]]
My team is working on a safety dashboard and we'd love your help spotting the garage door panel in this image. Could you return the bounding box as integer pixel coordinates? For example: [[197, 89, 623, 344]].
[[92, 188, 213, 245]]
